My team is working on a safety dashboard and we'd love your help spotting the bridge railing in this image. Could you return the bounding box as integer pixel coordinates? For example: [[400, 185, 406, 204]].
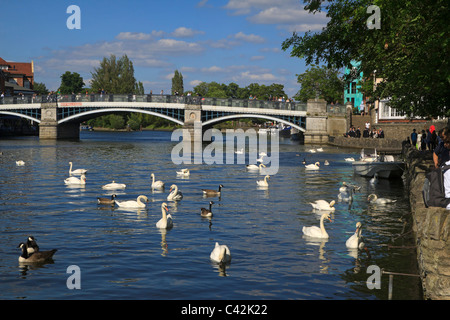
[[1, 94, 307, 111]]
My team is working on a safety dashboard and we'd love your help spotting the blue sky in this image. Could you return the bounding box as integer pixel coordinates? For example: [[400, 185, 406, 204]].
[[1, 0, 329, 97]]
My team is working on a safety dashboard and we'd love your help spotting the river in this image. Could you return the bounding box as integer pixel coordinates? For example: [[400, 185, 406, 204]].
[[0, 130, 422, 300]]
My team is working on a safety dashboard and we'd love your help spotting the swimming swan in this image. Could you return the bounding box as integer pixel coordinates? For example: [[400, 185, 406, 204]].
[[16, 160, 25, 166], [246, 163, 266, 171], [151, 173, 165, 189], [167, 184, 183, 201], [310, 200, 336, 211], [256, 175, 270, 187], [345, 157, 355, 162], [64, 174, 86, 185], [305, 162, 320, 170], [115, 195, 148, 208], [176, 168, 190, 176], [102, 181, 126, 190], [69, 162, 87, 175], [210, 242, 231, 264], [367, 194, 397, 204], [235, 148, 244, 154], [302, 212, 332, 239], [346, 222, 364, 249], [156, 202, 173, 229]]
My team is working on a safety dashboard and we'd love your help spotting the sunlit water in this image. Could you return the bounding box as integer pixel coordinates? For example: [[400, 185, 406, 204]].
[[0, 130, 421, 300]]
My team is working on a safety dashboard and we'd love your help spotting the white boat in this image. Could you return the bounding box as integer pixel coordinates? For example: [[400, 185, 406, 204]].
[[352, 149, 405, 178]]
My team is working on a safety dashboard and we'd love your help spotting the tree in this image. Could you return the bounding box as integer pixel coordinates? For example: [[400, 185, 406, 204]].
[[171, 70, 184, 95], [282, 0, 450, 118], [90, 54, 142, 94], [59, 71, 84, 94], [294, 65, 344, 103], [33, 82, 49, 95]]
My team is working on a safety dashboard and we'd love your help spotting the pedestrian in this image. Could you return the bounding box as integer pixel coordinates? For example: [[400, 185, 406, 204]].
[[421, 129, 427, 151], [356, 126, 361, 138], [433, 128, 450, 168], [426, 129, 432, 150], [411, 129, 417, 147]]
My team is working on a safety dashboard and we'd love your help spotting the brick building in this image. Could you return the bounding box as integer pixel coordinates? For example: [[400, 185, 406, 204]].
[[0, 57, 34, 96]]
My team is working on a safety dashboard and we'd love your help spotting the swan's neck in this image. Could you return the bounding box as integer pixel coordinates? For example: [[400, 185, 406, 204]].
[[319, 215, 328, 236], [161, 207, 167, 221], [138, 196, 146, 204], [173, 185, 178, 193], [151, 174, 155, 183], [264, 176, 269, 183]]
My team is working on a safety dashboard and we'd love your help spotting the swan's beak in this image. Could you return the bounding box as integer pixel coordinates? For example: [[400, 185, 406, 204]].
[[328, 217, 333, 223], [165, 206, 169, 212]]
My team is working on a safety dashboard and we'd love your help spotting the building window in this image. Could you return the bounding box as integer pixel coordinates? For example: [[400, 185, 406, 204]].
[[351, 82, 357, 94]]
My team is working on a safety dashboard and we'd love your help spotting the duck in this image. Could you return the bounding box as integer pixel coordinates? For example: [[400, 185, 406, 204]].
[[210, 242, 231, 264], [370, 173, 379, 185], [16, 160, 25, 166], [235, 148, 244, 154], [167, 184, 183, 201], [151, 173, 165, 190], [344, 157, 355, 162], [305, 162, 320, 170], [202, 184, 223, 197], [346, 222, 364, 249], [246, 163, 266, 171], [102, 181, 126, 190], [115, 195, 148, 208], [64, 174, 86, 185], [310, 199, 336, 211], [18, 242, 57, 263], [176, 168, 190, 177], [97, 194, 117, 205], [367, 194, 397, 204], [156, 202, 173, 229], [26, 236, 39, 254], [69, 162, 87, 175], [256, 175, 270, 187], [201, 201, 214, 217], [302, 212, 332, 239]]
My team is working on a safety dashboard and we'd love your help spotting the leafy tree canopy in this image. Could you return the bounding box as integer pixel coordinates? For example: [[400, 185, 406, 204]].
[[193, 81, 288, 100], [282, 0, 450, 117], [58, 71, 84, 94]]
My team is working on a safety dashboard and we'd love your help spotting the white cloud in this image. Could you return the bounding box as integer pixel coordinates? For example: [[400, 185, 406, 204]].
[[116, 32, 152, 41], [250, 55, 265, 61], [233, 31, 265, 43], [170, 27, 205, 38], [190, 79, 203, 87], [232, 70, 277, 82]]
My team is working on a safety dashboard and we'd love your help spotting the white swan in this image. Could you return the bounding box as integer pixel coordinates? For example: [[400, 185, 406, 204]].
[[210, 242, 231, 264], [310, 199, 336, 211], [69, 162, 87, 175], [305, 162, 320, 170], [345, 157, 355, 162], [324, 160, 329, 165], [64, 174, 86, 185], [346, 222, 364, 249], [367, 194, 396, 204], [338, 188, 353, 202], [156, 203, 173, 229], [309, 149, 316, 153], [115, 195, 148, 208], [176, 168, 190, 177], [370, 173, 378, 185], [316, 148, 324, 152], [256, 155, 265, 163], [102, 181, 126, 190], [246, 163, 266, 171], [256, 175, 270, 187], [302, 212, 332, 239], [167, 184, 183, 201], [235, 148, 244, 154], [16, 160, 25, 166], [151, 173, 165, 189]]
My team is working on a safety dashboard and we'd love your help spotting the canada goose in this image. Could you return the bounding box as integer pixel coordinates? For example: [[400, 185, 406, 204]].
[[167, 184, 183, 201], [210, 242, 231, 264], [102, 181, 126, 190], [97, 194, 117, 205], [201, 201, 214, 217], [302, 158, 306, 164], [310, 200, 336, 211], [18, 242, 57, 263], [64, 174, 86, 185], [302, 212, 332, 239], [151, 173, 165, 190], [202, 185, 223, 196], [69, 162, 87, 175], [26, 236, 39, 254], [115, 195, 148, 208], [16, 160, 25, 166], [156, 203, 173, 229]]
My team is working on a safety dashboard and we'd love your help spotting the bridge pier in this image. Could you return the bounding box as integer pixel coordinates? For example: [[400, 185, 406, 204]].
[[39, 103, 79, 139], [304, 99, 328, 145], [183, 104, 203, 142]]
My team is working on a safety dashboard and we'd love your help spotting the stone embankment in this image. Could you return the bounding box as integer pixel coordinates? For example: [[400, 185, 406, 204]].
[[403, 146, 450, 300]]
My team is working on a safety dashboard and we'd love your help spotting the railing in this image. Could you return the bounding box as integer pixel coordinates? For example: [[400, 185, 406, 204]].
[[0, 94, 307, 111]]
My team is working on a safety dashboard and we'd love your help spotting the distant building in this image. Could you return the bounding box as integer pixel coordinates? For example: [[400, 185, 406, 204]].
[[0, 57, 34, 96], [344, 61, 365, 113]]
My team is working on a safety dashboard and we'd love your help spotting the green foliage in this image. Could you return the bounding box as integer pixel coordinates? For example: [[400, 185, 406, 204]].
[[192, 81, 288, 100], [171, 70, 184, 95], [59, 71, 84, 94], [33, 82, 49, 95], [282, 0, 450, 117]]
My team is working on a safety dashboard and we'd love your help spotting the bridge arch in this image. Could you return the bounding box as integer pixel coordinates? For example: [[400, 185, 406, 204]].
[[202, 114, 306, 132], [58, 108, 184, 126], [0, 110, 41, 123]]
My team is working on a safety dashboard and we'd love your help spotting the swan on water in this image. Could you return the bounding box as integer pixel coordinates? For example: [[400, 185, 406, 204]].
[[16, 160, 25, 166], [151, 173, 165, 190], [316, 148, 323, 152], [210, 242, 231, 264], [256, 175, 270, 187], [310, 200, 336, 211], [156, 202, 173, 229], [344, 157, 355, 162], [367, 194, 396, 204], [256, 155, 265, 163], [64, 174, 86, 185], [102, 181, 126, 190], [235, 148, 244, 154], [370, 173, 378, 185], [308, 149, 316, 153], [246, 163, 266, 171], [115, 195, 148, 208], [324, 160, 329, 165], [177, 168, 190, 177], [69, 162, 87, 175], [302, 212, 332, 239], [346, 222, 364, 249], [305, 162, 320, 170], [167, 184, 183, 201]]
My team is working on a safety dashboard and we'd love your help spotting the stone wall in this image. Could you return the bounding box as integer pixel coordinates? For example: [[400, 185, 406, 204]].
[[403, 147, 450, 300]]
